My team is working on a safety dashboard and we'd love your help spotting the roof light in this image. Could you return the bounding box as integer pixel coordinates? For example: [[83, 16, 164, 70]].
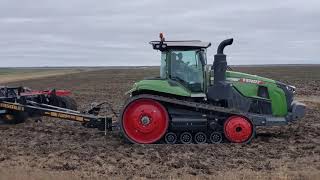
[[159, 32, 165, 42]]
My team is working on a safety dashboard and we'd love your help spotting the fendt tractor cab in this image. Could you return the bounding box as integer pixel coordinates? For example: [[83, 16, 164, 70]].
[[120, 34, 306, 144]]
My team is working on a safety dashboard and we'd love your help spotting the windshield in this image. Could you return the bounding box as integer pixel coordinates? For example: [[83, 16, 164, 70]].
[[170, 50, 204, 92]]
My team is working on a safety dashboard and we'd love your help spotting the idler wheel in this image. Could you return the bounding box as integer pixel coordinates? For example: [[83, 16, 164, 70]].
[[121, 99, 169, 144], [224, 116, 253, 143]]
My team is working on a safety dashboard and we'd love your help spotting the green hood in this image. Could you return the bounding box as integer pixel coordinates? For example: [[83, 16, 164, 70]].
[[226, 71, 287, 116]]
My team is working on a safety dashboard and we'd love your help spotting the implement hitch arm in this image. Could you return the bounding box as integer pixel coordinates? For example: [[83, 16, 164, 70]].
[[0, 101, 114, 131]]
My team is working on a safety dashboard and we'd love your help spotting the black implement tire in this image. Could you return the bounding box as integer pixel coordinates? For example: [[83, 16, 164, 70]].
[[0, 111, 28, 124], [58, 96, 77, 110]]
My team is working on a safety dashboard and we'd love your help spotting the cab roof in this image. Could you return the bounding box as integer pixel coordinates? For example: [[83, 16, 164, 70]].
[[150, 40, 211, 51]]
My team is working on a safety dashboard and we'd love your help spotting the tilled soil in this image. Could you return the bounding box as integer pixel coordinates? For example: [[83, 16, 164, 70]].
[[0, 66, 319, 179]]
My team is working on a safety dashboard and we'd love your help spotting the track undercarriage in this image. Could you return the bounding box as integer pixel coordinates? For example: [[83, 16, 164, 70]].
[[120, 94, 255, 144]]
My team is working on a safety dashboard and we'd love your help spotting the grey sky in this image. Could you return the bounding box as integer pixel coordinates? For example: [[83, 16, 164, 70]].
[[0, 0, 319, 67]]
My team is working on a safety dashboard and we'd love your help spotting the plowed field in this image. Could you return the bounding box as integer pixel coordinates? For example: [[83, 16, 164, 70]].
[[1, 66, 319, 179]]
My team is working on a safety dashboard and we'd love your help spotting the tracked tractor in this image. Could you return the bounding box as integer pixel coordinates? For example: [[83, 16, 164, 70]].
[[0, 34, 306, 145], [120, 34, 306, 144]]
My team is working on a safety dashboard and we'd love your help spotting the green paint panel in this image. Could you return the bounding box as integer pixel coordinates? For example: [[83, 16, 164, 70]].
[[128, 79, 191, 97], [232, 83, 288, 116], [227, 71, 288, 116], [268, 84, 288, 116], [232, 82, 258, 98]]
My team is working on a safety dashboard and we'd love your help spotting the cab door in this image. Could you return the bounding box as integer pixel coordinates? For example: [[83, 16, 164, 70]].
[[169, 49, 205, 93]]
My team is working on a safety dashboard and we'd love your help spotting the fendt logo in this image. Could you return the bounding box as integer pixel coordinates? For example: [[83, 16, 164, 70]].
[[228, 77, 265, 85], [0, 103, 24, 111], [239, 78, 264, 85]]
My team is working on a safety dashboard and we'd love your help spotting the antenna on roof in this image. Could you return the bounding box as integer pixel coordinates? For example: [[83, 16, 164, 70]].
[[159, 32, 165, 42]]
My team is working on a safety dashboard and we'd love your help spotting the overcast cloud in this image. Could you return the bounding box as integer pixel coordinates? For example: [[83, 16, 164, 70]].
[[0, 0, 319, 67]]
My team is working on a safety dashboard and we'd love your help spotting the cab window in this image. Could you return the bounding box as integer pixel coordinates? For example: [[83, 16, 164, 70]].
[[170, 50, 204, 92]]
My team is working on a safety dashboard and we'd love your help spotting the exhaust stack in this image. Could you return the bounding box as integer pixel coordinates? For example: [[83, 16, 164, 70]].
[[213, 38, 233, 85]]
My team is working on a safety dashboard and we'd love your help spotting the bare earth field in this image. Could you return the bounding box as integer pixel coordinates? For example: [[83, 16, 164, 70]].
[[0, 66, 319, 179], [0, 67, 100, 84]]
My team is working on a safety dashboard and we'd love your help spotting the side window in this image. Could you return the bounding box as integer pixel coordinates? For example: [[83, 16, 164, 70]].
[[160, 52, 167, 78]]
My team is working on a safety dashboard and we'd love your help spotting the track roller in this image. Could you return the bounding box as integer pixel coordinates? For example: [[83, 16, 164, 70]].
[[209, 132, 223, 144], [180, 132, 192, 144], [194, 132, 207, 144], [164, 132, 177, 144]]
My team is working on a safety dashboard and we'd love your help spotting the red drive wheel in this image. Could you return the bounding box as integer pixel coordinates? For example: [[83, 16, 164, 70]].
[[122, 99, 169, 144], [224, 116, 253, 143]]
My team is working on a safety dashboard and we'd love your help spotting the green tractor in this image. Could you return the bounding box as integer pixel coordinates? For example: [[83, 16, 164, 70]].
[[120, 34, 306, 144]]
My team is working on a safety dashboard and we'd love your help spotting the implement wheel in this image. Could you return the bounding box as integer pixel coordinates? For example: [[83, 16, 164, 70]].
[[224, 116, 253, 143], [49, 96, 77, 110], [58, 96, 77, 110], [0, 111, 28, 124], [121, 98, 169, 144]]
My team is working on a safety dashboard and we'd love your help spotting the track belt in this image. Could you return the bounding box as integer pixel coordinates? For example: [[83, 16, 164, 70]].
[[127, 94, 244, 116]]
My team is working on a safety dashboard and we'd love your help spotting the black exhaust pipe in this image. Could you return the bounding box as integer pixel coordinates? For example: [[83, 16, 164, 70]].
[[213, 38, 233, 85], [217, 38, 233, 54]]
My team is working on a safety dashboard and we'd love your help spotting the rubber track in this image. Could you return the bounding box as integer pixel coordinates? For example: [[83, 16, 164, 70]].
[[127, 94, 244, 116]]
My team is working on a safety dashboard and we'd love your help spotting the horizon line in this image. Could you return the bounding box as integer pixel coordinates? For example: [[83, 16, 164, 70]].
[[0, 63, 320, 68]]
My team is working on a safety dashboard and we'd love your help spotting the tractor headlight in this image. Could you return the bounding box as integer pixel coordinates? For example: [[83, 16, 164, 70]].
[[153, 43, 167, 50], [286, 85, 296, 93]]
